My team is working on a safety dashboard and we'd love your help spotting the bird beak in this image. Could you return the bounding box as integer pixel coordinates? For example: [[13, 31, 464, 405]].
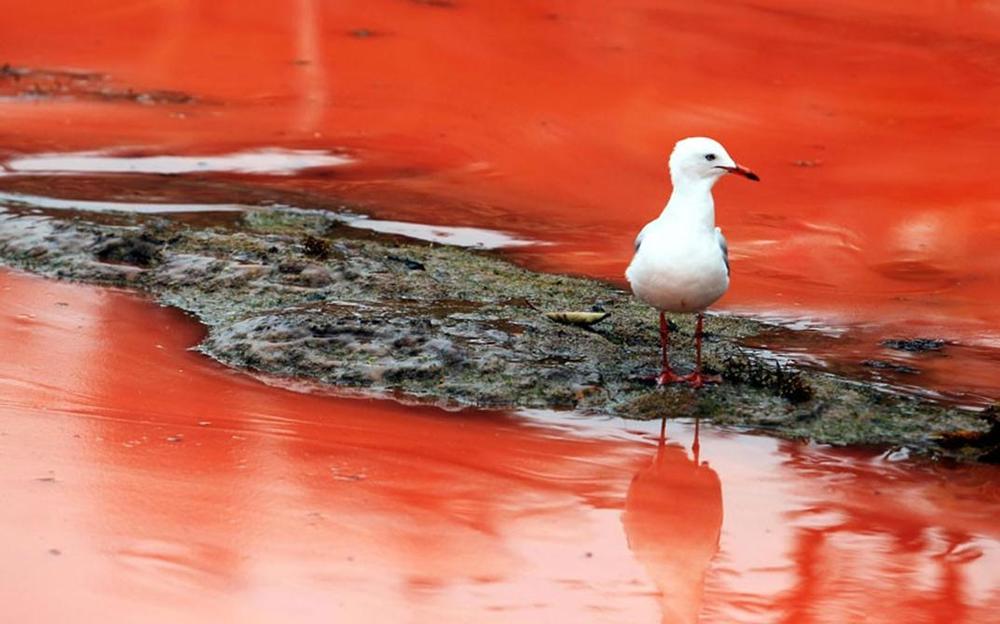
[[717, 164, 760, 181]]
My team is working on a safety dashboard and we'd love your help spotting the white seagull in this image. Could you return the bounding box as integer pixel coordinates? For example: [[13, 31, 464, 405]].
[[626, 137, 759, 388]]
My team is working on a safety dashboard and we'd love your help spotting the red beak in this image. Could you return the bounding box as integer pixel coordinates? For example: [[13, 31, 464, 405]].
[[719, 164, 760, 181]]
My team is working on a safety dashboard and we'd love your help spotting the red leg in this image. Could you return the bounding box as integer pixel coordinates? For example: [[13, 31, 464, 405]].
[[685, 313, 721, 388], [692, 417, 701, 464], [656, 311, 685, 385]]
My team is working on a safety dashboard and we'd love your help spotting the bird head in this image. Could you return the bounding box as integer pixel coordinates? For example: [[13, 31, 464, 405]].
[[668, 137, 759, 186]]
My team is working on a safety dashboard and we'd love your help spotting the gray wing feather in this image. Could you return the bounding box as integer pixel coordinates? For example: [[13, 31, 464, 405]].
[[634, 221, 654, 252], [716, 227, 729, 275]]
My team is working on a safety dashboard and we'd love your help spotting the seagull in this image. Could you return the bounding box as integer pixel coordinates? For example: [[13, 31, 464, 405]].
[[626, 137, 759, 388]]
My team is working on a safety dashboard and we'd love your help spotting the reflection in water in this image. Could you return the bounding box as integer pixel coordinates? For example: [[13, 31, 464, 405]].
[[345, 215, 541, 249], [763, 442, 1000, 624], [3, 148, 350, 175], [1, 269, 998, 623], [0, 189, 541, 248], [0, 268, 655, 623], [624, 420, 723, 623], [294, 0, 326, 134], [0, 191, 245, 214]]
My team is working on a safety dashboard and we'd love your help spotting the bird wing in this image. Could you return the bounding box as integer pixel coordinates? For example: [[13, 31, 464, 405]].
[[715, 227, 729, 275], [634, 220, 655, 252]]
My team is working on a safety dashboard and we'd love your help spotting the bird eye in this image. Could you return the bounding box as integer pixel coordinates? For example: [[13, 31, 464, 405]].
[[705, 154, 717, 161]]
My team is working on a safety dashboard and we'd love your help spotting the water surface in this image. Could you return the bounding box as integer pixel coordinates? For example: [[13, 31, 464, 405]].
[[1, 269, 997, 623], [2, 4, 1000, 620]]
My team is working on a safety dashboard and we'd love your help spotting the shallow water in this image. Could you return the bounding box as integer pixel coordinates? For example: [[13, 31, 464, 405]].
[[2, 3, 1000, 621], [2, 0, 999, 403], [2, 268, 999, 622]]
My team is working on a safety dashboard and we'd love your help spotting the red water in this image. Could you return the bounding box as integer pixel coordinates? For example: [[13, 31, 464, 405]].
[[2, 0, 999, 402], [2, 4, 1000, 620], [2, 268, 999, 622]]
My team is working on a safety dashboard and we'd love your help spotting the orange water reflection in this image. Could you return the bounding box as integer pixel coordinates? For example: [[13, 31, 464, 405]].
[[624, 420, 723, 623], [2, 268, 998, 622]]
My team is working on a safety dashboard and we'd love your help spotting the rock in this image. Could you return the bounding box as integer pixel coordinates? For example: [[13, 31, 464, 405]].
[[95, 233, 161, 267], [862, 360, 920, 375], [881, 338, 946, 352], [298, 264, 333, 287]]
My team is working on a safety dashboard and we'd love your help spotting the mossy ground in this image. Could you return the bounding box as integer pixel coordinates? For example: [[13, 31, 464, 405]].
[[0, 201, 995, 462]]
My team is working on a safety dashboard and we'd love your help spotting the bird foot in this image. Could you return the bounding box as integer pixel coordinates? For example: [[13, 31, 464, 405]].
[[655, 370, 687, 386], [682, 372, 722, 389]]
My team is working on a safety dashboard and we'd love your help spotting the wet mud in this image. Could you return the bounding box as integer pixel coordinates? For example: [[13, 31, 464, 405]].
[[0, 199, 994, 461]]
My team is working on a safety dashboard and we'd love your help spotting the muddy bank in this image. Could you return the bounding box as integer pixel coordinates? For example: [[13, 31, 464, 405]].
[[0, 200, 994, 461]]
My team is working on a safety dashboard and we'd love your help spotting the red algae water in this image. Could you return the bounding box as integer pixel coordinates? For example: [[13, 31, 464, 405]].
[[1, 273, 999, 622], [0, 271, 1000, 624], [2, 0, 999, 403], [2, 2, 1000, 620]]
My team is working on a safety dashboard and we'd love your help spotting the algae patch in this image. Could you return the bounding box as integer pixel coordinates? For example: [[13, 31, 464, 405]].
[[0, 200, 994, 462]]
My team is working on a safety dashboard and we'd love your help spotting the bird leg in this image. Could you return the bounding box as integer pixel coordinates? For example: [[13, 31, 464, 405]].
[[656, 311, 685, 385], [684, 313, 722, 388]]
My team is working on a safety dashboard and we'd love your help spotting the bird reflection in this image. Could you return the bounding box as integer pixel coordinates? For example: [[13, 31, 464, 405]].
[[623, 419, 723, 623]]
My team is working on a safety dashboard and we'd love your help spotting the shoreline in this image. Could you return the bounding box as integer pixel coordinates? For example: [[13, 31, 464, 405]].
[[0, 198, 996, 462]]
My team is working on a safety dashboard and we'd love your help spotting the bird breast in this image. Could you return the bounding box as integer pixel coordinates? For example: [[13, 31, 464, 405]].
[[625, 224, 730, 313]]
